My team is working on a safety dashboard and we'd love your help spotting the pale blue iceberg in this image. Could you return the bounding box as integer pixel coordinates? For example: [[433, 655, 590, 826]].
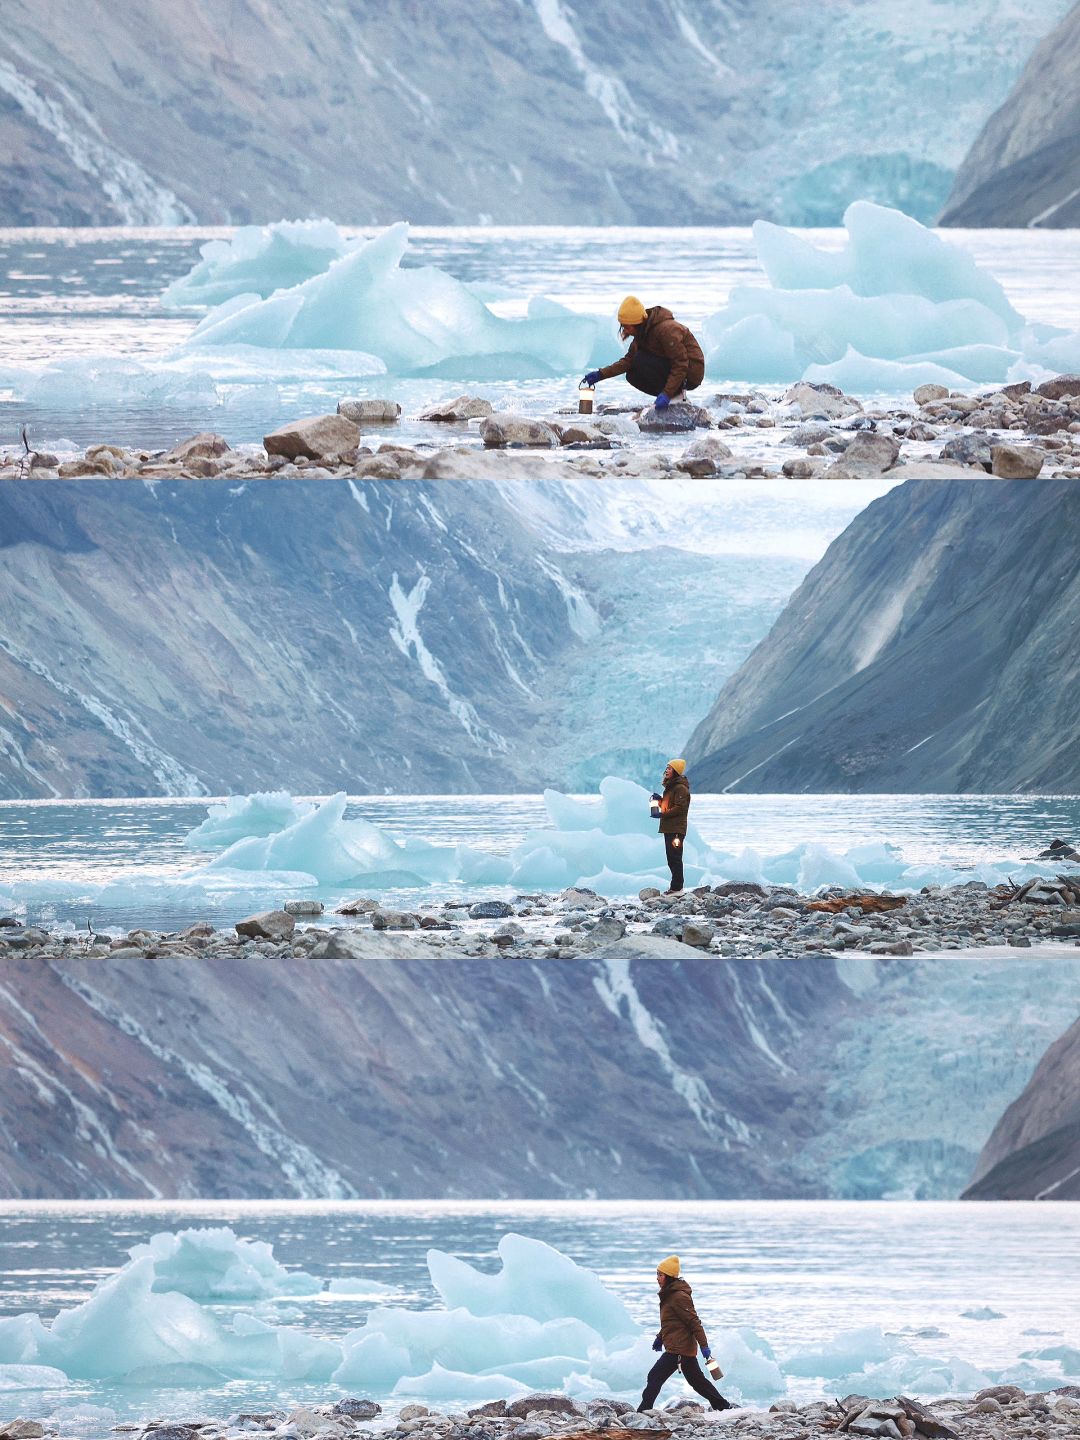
[[128, 1226, 321, 1299], [183, 792, 314, 850], [184, 223, 600, 379], [703, 201, 1079, 389], [162, 220, 355, 309]]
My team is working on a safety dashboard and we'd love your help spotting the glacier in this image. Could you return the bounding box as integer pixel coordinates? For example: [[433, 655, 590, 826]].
[[0, 1228, 1065, 1409], [703, 201, 1080, 390]]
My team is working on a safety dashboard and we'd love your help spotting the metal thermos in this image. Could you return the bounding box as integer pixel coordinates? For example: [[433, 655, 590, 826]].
[[578, 382, 595, 415]]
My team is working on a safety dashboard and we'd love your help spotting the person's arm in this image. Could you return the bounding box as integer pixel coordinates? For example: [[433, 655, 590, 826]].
[[674, 1291, 708, 1351], [598, 342, 635, 380], [656, 325, 689, 396]]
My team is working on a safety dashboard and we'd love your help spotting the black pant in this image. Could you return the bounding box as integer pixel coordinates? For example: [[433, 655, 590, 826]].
[[639, 1352, 727, 1410], [626, 349, 703, 398], [665, 833, 685, 892]]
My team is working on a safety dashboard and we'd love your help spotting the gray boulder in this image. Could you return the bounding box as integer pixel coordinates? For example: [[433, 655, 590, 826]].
[[235, 910, 296, 942], [940, 432, 993, 469], [469, 899, 515, 919], [677, 433, 735, 475], [636, 402, 712, 433], [264, 413, 360, 461], [783, 380, 862, 419], [418, 395, 494, 422], [914, 382, 950, 405], [505, 1395, 584, 1419], [1035, 374, 1080, 400], [480, 415, 560, 449], [828, 431, 900, 477], [991, 443, 1045, 478], [163, 432, 232, 463], [337, 397, 401, 423]]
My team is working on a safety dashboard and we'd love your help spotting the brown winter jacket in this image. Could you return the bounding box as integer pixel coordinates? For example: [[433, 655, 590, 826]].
[[655, 1276, 708, 1356], [659, 774, 691, 836], [598, 306, 705, 398]]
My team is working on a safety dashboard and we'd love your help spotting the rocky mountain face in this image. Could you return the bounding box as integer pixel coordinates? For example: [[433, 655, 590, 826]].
[[1, 954, 1077, 1199], [964, 1014, 1080, 1199], [0, 478, 812, 798], [0, 0, 1069, 227], [940, 1, 1080, 227], [686, 479, 1080, 794]]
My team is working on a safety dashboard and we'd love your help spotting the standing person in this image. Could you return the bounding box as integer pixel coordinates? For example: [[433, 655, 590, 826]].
[[581, 296, 705, 409], [652, 759, 690, 896], [639, 1255, 732, 1412]]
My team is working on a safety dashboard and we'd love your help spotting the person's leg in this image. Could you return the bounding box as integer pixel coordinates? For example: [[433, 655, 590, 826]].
[[678, 1355, 733, 1410], [639, 1351, 681, 1410], [626, 350, 672, 396], [665, 833, 685, 892]]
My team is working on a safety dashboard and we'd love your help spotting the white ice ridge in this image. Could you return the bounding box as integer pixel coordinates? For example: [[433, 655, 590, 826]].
[[1, 1228, 1060, 1404], [162, 220, 356, 309], [182, 779, 1072, 899], [183, 222, 601, 377], [703, 200, 1080, 390]]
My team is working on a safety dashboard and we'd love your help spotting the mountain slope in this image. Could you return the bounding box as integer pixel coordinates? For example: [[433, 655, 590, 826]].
[[686, 480, 1080, 794], [2, 955, 1078, 1200], [963, 1014, 1080, 1199], [0, 0, 1069, 227], [940, 1, 1080, 227]]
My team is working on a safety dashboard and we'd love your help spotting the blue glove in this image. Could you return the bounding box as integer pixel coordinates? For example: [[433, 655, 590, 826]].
[[582, 370, 601, 385], [654, 392, 671, 410], [652, 1338, 663, 1352], [701, 1345, 711, 1360]]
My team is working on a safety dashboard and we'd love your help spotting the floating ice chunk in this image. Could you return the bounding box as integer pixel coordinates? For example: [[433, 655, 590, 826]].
[[183, 793, 313, 850], [128, 1227, 321, 1299], [962, 1307, 1005, 1321], [325, 1277, 398, 1297], [23, 355, 221, 409], [186, 223, 598, 378], [428, 1234, 636, 1340], [162, 220, 355, 310], [0, 1363, 69, 1389], [391, 1363, 530, 1401], [755, 202, 1025, 328], [783, 1325, 896, 1378], [703, 201, 1079, 388], [202, 792, 397, 885]]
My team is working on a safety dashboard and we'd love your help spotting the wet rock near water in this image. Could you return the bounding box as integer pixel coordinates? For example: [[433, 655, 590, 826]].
[[5, 857, 1080, 959], [15, 1386, 1080, 1440]]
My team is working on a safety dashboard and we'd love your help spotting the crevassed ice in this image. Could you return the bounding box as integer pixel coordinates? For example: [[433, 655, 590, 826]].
[[703, 200, 1079, 390], [183, 781, 1064, 898], [184, 222, 601, 378]]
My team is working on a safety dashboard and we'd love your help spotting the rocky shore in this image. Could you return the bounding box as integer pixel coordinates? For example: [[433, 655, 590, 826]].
[[4, 377, 1080, 482], [7, 1386, 1080, 1440], [4, 871, 1080, 960]]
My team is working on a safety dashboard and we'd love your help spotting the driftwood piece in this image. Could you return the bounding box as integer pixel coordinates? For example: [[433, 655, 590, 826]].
[[808, 894, 906, 914]]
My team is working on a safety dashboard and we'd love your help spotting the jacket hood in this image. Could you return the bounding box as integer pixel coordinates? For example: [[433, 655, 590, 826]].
[[663, 1276, 692, 1297], [646, 306, 675, 329], [664, 773, 691, 793]]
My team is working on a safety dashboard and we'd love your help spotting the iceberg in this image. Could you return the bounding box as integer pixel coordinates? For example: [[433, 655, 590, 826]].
[[183, 223, 600, 378], [703, 201, 1078, 390], [128, 1227, 321, 1299], [183, 792, 315, 850], [162, 220, 356, 309]]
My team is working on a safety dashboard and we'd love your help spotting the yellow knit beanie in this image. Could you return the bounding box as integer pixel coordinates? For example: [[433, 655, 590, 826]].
[[618, 295, 647, 326], [667, 759, 686, 776], [657, 1255, 680, 1277]]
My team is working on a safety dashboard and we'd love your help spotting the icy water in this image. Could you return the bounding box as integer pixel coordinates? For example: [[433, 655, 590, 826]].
[[2, 793, 1078, 932], [2, 226, 1079, 452], [0, 1202, 1078, 1429]]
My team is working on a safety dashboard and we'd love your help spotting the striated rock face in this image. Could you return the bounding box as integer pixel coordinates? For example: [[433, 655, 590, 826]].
[[940, 1, 1080, 227], [964, 1014, 1080, 1199], [687, 480, 1080, 793], [2, 954, 1079, 1200], [0, 480, 586, 796], [0, 0, 1070, 226]]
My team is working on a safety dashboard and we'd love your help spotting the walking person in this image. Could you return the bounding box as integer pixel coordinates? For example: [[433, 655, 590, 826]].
[[652, 759, 690, 896], [581, 296, 705, 409], [639, 1255, 732, 1412]]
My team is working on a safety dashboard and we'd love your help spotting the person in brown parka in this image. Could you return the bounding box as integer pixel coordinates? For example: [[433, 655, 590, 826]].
[[638, 1255, 732, 1412], [581, 296, 705, 410], [652, 758, 690, 895]]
